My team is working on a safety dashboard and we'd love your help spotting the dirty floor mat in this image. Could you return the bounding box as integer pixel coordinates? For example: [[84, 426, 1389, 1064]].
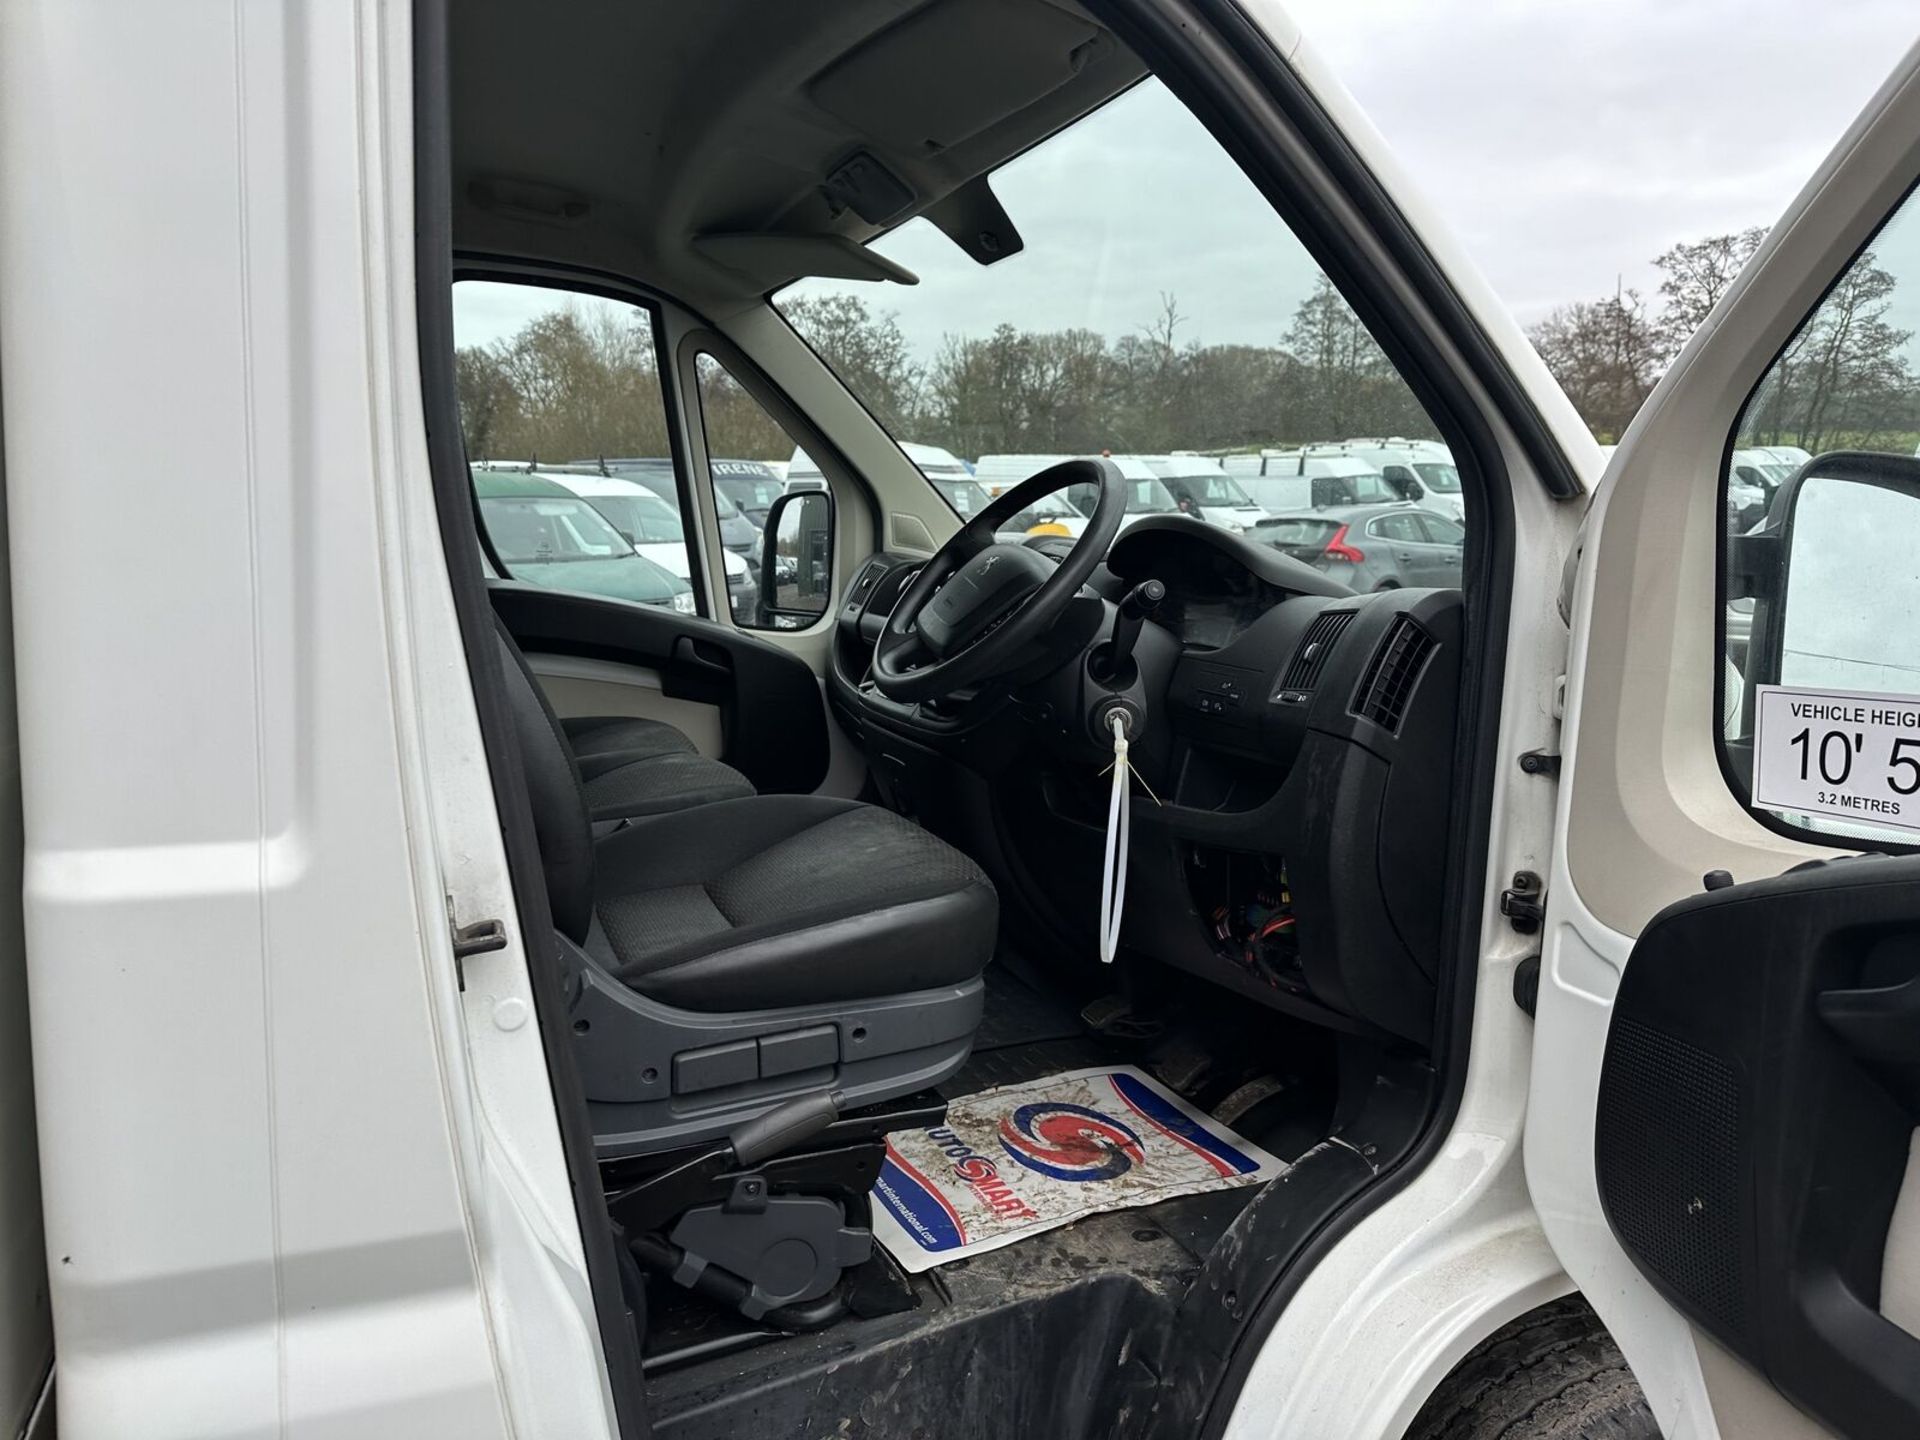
[[872, 1065, 1285, 1273]]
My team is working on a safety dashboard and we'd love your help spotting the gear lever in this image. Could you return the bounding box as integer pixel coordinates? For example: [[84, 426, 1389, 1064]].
[[1093, 579, 1165, 686]]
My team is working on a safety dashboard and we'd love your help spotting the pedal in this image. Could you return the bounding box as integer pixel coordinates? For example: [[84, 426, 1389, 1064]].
[[1080, 994, 1162, 1040], [1149, 1034, 1214, 1095]]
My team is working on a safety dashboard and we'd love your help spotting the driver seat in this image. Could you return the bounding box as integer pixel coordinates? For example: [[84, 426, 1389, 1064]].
[[491, 617, 995, 1156]]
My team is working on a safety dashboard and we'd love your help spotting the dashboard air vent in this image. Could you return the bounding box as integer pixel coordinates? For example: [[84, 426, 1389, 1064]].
[[1276, 609, 1356, 697], [1352, 616, 1437, 732]]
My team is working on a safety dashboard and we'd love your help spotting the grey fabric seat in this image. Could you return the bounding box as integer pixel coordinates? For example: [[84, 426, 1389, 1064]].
[[589, 796, 998, 1010], [562, 715, 697, 765]]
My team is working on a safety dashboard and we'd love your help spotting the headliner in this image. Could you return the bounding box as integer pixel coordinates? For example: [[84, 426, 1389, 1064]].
[[450, 0, 1146, 311]]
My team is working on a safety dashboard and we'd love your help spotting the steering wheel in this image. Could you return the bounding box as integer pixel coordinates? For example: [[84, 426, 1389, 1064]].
[[871, 458, 1126, 702]]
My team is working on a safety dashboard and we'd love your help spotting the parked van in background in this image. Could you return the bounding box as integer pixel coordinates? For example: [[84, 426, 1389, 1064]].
[[548, 473, 760, 623], [785, 441, 974, 500], [469, 469, 696, 612], [1137, 454, 1268, 532], [710, 459, 787, 530], [1306, 440, 1466, 523], [976, 453, 1181, 532], [1235, 453, 1408, 513], [593, 458, 762, 557]]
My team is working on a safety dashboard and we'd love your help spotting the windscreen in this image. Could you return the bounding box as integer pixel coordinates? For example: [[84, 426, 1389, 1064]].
[[772, 78, 1444, 521]]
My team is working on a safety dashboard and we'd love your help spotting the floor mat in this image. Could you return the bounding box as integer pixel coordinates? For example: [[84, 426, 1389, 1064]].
[[871, 1065, 1286, 1273], [969, 954, 1087, 1053]]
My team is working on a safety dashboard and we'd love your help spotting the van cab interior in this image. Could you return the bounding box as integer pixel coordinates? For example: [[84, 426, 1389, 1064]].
[[439, 2, 1495, 1434]]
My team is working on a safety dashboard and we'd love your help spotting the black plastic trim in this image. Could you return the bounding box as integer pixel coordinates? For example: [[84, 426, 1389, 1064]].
[[413, 3, 650, 1432], [1109, 513, 1353, 598], [1598, 855, 1920, 1439]]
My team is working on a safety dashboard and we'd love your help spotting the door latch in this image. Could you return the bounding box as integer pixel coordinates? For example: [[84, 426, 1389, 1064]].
[[446, 895, 509, 990], [1500, 871, 1546, 935]]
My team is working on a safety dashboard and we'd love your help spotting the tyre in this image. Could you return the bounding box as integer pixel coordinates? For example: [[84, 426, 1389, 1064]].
[[1403, 1296, 1659, 1440]]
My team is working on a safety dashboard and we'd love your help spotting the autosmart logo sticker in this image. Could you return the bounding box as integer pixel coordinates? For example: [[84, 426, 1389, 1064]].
[[870, 1066, 1287, 1273], [998, 1102, 1145, 1181]]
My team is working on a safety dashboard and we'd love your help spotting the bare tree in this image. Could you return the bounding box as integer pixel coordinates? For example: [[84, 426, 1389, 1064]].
[[780, 293, 923, 435], [1746, 251, 1913, 451], [1528, 288, 1661, 441], [1651, 227, 1767, 359]]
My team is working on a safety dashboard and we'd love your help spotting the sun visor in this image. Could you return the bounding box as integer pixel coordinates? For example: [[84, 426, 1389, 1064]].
[[692, 233, 920, 289]]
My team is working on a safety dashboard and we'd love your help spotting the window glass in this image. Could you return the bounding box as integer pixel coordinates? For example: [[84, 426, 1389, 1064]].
[[772, 77, 1454, 565], [1414, 463, 1462, 494], [1370, 513, 1423, 542], [1418, 513, 1467, 545], [453, 281, 698, 616], [695, 353, 826, 629], [1720, 186, 1920, 846]]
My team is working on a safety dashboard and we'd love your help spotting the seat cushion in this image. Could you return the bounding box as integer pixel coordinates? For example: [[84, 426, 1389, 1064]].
[[559, 714, 754, 819], [561, 715, 698, 767], [590, 796, 998, 1011], [582, 750, 754, 821]]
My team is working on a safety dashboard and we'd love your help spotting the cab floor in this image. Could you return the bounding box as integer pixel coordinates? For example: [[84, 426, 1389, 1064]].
[[640, 955, 1312, 1439]]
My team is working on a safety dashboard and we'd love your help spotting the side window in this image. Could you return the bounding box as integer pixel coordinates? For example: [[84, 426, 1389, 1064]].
[[1370, 513, 1422, 543], [1719, 187, 1920, 845], [1417, 514, 1466, 545], [694, 353, 828, 630], [452, 280, 699, 617]]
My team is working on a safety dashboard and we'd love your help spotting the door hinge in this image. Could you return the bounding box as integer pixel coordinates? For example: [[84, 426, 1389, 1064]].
[[1518, 749, 1560, 777], [1500, 871, 1546, 935], [447, 896, 509, 991]]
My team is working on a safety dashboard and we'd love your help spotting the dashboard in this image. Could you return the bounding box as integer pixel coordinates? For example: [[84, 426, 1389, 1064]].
[[832, 513, 1466, 1047]]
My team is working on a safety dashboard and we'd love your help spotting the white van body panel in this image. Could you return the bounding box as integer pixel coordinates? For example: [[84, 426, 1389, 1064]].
[[0, 2, 612, 1434]]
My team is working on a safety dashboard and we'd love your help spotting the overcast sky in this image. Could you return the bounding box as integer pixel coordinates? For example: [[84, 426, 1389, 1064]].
[[461, 2, 1920, 360], [1283, 0, 1917, 319]]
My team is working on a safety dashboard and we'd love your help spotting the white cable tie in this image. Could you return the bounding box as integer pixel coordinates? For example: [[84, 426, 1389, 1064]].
[[1099, 709, 1131, 964]]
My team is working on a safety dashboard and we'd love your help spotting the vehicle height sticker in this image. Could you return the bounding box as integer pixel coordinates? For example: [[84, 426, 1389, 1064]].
[[1753, 684, 1920, 834]]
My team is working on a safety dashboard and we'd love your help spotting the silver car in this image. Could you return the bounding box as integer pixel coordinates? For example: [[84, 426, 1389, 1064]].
[[1256, 503, 1464, 591]]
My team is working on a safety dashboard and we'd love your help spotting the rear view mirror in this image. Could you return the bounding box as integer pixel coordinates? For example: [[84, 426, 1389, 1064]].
[[758, 489, 835, 630]]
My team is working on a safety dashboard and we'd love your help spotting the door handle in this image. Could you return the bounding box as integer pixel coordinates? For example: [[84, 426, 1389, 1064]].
[[1818, 974, 1920, 1066], [671, 634, 733, 683]]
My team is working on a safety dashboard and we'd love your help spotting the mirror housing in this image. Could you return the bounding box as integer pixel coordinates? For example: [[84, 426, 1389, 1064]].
[[1733, 451, 1920, 715], [757, 488, 835, 630]]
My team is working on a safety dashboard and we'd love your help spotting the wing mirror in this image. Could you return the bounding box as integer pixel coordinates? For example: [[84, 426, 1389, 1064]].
[[758, 488, 835, 630], [1731, 451, 1920, 707]]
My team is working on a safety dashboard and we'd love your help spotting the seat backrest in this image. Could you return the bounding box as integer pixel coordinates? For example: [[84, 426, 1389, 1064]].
[[491, 616, 596, 943]]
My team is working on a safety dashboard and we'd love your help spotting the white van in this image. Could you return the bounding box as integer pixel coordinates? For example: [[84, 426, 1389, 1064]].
[[1134, 454, 1269, 532], [8, 6, 1920, 1440], [1304, 440, 1467, 523], [975, 453, 1182, 532], [546, 473, 760, 621], [1238, 454, 1409, 513]]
